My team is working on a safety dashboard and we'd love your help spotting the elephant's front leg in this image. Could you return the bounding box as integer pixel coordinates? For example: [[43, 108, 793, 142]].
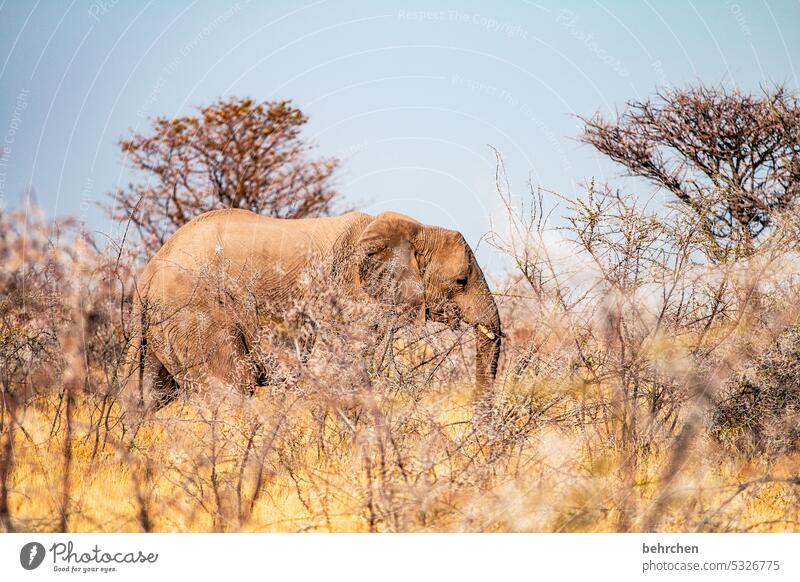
[[247, 309, 317, 388], [357, 321, 395, 378]]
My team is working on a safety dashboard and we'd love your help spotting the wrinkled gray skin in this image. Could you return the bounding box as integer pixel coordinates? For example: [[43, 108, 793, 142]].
[[124, 209, 501, 413]]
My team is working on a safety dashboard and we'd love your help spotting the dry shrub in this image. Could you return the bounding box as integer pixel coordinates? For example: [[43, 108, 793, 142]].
[[713, 325, 800, 455], [487, 151, 800, 530], [0, 206, 73, 402]]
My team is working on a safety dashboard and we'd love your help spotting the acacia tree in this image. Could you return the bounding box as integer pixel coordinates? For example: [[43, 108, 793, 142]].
[[109, 97, 339, 253], [581, 84, 800, 255]]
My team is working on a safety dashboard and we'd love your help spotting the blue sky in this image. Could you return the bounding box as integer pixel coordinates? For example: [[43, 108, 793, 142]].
[[1, 0, 798, 269]]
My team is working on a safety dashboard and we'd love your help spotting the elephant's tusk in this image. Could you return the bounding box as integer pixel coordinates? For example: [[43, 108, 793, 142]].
[[476, 324, 496, 340]]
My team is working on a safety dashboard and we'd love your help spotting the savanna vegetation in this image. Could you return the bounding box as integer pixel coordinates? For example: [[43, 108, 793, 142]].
[[1, 86, 799, 533]]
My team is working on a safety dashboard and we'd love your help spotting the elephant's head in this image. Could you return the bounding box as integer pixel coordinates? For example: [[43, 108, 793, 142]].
[[356, 212, 502, 394]]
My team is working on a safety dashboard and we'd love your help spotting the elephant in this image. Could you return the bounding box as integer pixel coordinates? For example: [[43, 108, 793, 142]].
[[122, 208, 501, 414]]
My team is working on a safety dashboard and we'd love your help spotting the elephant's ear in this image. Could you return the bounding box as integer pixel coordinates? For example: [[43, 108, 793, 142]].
[[355, 212, 424, 303]]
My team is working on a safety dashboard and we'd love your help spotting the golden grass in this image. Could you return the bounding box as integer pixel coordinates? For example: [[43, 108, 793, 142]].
[[7, 386, 799, 533]]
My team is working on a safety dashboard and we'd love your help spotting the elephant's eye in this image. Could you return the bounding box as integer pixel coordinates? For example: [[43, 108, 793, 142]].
[[455, 276, 468, 287]]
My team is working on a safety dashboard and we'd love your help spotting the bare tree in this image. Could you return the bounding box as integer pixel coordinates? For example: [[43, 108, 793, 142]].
[[107, 97, 339, 253], [581, 84, 800, 254]]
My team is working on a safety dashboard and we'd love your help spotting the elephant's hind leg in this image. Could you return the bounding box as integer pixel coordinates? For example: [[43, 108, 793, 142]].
[[151, 360, 181, 411], [160, 308, 258, 398]]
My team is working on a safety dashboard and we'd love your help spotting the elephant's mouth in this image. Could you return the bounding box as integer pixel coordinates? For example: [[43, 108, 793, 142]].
[[424, 305, 461, 330]]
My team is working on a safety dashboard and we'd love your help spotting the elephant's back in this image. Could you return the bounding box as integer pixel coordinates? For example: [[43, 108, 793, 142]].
[[137, 209, 372, 302], [164, 210, 370, 257]]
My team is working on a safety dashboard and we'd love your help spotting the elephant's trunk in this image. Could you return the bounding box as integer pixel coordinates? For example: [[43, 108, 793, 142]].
[[460, 266, 502, 396], [473, 316, 501, 396]]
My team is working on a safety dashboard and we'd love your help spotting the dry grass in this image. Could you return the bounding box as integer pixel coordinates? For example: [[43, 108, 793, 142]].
[[6, 383, 798, 532]]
